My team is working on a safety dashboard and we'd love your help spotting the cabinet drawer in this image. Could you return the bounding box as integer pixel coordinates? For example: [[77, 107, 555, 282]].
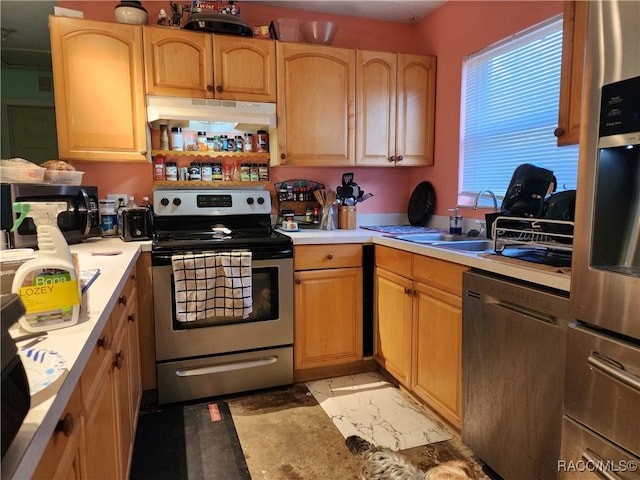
[[564, 324, 640, 456], [375, 245, 412, 277], [294, 244, 362, 270], [413, 255, 468, 296]]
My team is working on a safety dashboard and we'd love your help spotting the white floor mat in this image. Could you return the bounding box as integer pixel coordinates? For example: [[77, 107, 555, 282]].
[[306, 371, 453, 451]]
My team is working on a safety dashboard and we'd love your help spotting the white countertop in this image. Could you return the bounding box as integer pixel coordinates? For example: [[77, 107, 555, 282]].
[[281, 227, 571, 292], [2, 228, 569, 478], [2, 238, 146, 480]]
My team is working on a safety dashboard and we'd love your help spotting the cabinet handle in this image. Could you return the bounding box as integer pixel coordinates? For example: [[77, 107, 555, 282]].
[[119, 295, 127, 306], [216, 85, 223, 93], [128, 313, 135, 323], [114, 351, 125, 369], [553, 127, 564, 137], [397, 155, 404, 162], [206, 85, 213, 92], [55, 413, 74, 437], [404, 287, 411, 295], [295, 278, 302, 285], [280, 153, 286, 160], [97, 335, 110, 350], [327, 253, 334, 260], [389, 155, 396, 162]]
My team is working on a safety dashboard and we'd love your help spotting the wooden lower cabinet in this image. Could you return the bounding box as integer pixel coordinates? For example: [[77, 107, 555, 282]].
[[374, 246, 467, 429], [294, 244, 363, 371], [33, 267, 141, 479]]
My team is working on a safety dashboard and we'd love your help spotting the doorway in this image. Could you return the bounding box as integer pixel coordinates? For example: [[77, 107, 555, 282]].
[[4, 105, 58, 163]]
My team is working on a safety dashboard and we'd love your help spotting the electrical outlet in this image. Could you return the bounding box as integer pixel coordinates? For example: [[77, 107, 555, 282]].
[[107, 193, 129, 209]]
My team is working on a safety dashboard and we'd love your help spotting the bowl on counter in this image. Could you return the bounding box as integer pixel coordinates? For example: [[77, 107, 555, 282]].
[[299, 21, 338, 45]]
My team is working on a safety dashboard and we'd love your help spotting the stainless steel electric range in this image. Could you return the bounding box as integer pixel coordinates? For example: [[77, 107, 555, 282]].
[[151, 187, 293, 405]]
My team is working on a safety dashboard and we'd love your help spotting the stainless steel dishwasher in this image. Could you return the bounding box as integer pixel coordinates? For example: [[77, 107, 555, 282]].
[[462, 271, 571, 480]]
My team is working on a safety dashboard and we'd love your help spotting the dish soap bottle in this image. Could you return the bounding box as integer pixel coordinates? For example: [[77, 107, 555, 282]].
[[11, 202, 81, 332], [448, 208, 463, 235]]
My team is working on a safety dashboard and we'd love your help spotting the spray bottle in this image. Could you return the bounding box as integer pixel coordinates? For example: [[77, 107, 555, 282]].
[[11, 202, 80, 332]]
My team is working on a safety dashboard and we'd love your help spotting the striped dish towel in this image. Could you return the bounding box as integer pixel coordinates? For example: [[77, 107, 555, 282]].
[[171, 251, 253, 322]]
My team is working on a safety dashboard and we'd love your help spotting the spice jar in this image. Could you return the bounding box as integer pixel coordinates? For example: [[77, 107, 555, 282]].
[[250, 163, 259, 182], [159, 124, 169, 150], [197, 132, 208, 151], [201, 162, 213, 181], [256, 130, 269, 152], [240, 163, 251, 182], [189, 162, 201, 181], [259, 164, 269, 181], [165, 162, 178, 181], [171, 127, 183, 151], [153, 155, 165, 181], [212, 163, 223, 181], [244, 133, 253, 152]]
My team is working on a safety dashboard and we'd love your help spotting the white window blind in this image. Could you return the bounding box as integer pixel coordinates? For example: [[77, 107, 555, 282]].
[[459, 16, 579, 204]]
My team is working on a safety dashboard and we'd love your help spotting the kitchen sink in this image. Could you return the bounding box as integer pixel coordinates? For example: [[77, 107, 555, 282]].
[[431, 240, 494, 252], [394, 233, 479, 243]]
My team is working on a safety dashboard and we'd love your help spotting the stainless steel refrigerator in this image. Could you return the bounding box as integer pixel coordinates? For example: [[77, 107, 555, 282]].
[[561, 1, 640, 476]]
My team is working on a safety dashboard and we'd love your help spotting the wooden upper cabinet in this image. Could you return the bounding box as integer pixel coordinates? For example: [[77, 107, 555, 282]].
[[356, 50, 397, 166], [143, 28, 276, 102], [556, 0, 588, 146], [50, 16, 147, 162], [143, 26, 213, 97], [395, 54, 436, 166], [213, 35, 276, 102], [276, 42, 355, 166], [356, 51, 436, 166]]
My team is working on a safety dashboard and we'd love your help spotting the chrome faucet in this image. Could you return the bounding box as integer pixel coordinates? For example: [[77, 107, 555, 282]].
[[473, 190, 498, 211]]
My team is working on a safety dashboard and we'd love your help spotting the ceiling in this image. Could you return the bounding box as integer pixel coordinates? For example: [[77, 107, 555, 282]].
[[0, 1, 445, 69]]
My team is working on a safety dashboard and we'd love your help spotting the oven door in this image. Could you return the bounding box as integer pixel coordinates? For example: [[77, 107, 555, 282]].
[[152, 253, 293, 361]]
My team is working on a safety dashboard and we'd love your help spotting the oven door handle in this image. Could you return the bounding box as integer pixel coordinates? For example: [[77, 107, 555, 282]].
[[175, 356, 278, 377]]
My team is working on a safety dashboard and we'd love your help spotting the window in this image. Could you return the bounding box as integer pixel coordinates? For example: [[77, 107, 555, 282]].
[[459, 16, 579, 205]]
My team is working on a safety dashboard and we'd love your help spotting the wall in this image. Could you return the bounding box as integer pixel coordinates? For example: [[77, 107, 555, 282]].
[[415, 0, 563, 217], [57, 0, 563, 218]]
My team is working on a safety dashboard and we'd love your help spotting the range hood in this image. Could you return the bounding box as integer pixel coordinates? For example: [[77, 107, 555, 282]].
[[146, 96, 276, 131]]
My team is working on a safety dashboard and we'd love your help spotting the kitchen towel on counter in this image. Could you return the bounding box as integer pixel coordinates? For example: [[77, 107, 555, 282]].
[[306, 372, 452, 450], [171, 251, 253, 322]]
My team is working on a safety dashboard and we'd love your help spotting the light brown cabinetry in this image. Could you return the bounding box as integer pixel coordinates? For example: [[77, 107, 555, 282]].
[[143, 27, 276, 102], [294, 244, 363, 372], [49, 16, 147, 163], [276, 43, 356, 166], [556, 0, 588, 146], [374, 246, 468, 429], [33, 269, 141, 480], [356, 51, 436, 166]]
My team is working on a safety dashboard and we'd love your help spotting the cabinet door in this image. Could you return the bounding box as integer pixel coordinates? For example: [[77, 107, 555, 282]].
[[32, 388, 84, 480], [356, 50, 397, 166], [143, 26, 213, 98], [276, 43, 355, 166], [81, 353, 120, 480], [213, 35, 276, 102], [412, 282, 462, 429], [112, 318, 132, 480], [49, 16, 147, 162], [374, 267, 413, 386], [395, 54, 436, 166], [555, 0, 588, 146], [294, 267, 363, 369]]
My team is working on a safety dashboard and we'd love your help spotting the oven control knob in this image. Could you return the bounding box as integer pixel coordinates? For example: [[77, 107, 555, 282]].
[[257, 197, 265, 205], [246, 197, 254, 205], [173, 198, 181, 206], [160, 197, 169, 206]]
